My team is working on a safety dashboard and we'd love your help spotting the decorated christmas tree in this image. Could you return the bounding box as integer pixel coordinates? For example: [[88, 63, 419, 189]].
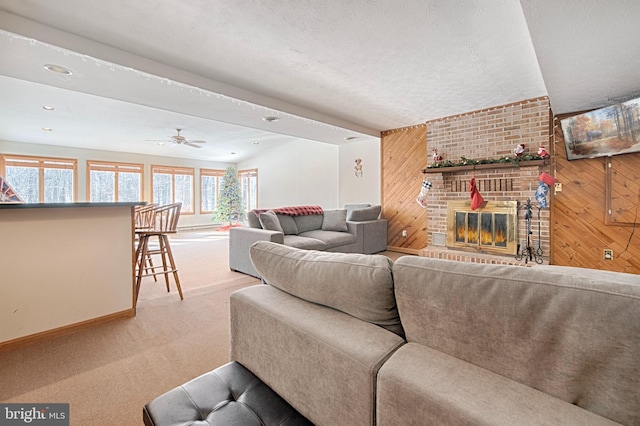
[[212, 166, 246, 226]]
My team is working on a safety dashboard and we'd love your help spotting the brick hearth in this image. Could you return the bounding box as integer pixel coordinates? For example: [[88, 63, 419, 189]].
[[420, 247, 541, 267]]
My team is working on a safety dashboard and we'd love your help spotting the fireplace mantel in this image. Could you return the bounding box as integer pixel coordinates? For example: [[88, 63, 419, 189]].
[[421, 159, 547, 174]]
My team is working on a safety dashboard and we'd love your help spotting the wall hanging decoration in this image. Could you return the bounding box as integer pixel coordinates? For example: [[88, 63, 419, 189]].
[[354, 158, 363, 177]]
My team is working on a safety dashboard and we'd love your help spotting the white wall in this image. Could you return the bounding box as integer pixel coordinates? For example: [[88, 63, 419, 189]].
[[0, 140, 233, 228], [238, 139, 339, 209], [338, 139, 381, 206]]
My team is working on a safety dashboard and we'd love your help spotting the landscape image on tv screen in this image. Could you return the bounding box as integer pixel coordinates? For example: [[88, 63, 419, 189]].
[[560, 96, 640, 160]]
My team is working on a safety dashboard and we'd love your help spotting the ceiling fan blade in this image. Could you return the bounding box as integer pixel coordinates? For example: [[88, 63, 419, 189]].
[[184, 141, 203, 148], [187, 140, 207, 144]]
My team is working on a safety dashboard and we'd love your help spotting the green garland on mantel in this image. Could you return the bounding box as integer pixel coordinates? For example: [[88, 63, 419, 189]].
[[426, 153, 547, 169]]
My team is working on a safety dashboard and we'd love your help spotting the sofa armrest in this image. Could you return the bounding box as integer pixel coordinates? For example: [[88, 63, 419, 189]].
[[229, 227, 284, 278], [347, 219, 388, 253]]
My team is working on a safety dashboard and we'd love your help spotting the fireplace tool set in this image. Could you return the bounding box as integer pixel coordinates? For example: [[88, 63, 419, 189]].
[[515, 198, 544, 264]]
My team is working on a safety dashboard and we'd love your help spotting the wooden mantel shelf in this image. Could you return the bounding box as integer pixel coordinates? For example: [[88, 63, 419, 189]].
[[422, 159, 547, 174]]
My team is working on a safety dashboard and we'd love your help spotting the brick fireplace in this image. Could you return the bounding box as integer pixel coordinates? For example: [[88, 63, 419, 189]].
[[420, 97, 552, 265]]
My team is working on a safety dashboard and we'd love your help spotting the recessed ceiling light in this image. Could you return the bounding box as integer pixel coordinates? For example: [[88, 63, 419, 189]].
[[44, 64, 73, 75], [157, 142, 165, 146], [41, 127, 53, 131], [230, 152, 236, 155], [262, 116, 279, 123], [253, 141, 260, 145], [42, 105, 55, 111]]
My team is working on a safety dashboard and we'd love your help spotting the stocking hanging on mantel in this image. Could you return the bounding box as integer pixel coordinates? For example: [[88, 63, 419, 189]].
[[416, 179, 432, 208], [535, 172, 557, 208], [470, 177, 485, 210]]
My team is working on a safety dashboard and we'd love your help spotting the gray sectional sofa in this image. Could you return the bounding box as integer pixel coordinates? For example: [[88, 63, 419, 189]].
[[228, 204, 387, 277], [144, 242, 640, 426]]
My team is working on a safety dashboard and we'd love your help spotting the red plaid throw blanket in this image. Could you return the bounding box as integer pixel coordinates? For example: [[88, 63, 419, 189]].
[[253, 205, 324, 216]]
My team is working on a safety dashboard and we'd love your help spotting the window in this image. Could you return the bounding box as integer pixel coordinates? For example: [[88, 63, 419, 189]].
[[151, 165, 194, 213], [87, 160, 143, 202], [200, 168, 225, 213], [239, 168, 258, 211], [0, 154, 77, 203]]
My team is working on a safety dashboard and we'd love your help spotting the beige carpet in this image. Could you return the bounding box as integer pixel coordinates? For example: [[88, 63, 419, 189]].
[[0, 229, 408, 425]]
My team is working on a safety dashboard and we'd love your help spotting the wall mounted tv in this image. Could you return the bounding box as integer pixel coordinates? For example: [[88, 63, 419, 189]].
[[560, 96, 640, 160]]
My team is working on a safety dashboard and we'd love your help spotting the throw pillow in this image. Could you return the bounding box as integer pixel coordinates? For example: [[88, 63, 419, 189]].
[[259, 210, 284, 233], [322, 209, 348, 232], [247, 210, 262, 228], [277, 214, 299, 235], [348, 205, 381, 221]]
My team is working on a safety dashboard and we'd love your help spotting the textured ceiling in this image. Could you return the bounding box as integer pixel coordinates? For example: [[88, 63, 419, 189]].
[[0, 0, 638, 161]]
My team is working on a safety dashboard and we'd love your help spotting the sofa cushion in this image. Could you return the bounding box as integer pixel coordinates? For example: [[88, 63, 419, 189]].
[[392, 256, 640, 425], [321, 209, 348, 232], [377, 344, 620, 426], [247, 211, 262, 228], [348, 205, 381, 221], [276, 214, 299, 235], [299, 230, 356, 249], [259, 210, 283, 233], [282, 235, 326, 250], [293, 214, 324, 233], [249, 241, 403, 336]]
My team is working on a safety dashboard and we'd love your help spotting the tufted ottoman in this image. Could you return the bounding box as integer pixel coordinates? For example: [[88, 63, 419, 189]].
[[143, 361, 312, 426]]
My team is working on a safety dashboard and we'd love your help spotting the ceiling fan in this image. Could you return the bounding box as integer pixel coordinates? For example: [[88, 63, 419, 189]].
[[147, 128, 207, 148]]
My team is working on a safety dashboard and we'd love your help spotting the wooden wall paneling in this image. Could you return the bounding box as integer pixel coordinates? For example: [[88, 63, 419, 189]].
[[552, 114, 640, 273], [606, 156, 640, 224], [381, 125, 428, 253]]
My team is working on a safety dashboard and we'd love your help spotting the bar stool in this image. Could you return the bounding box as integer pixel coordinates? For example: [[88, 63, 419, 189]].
[[134, 203, 183, 306], [134, 204, 159, 282]]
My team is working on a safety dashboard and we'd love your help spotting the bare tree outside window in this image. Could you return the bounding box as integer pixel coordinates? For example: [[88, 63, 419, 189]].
[[151, 165, 194, 212], [1, 155, 76, 203]]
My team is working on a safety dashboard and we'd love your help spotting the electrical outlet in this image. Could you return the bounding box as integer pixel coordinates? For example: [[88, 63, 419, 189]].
[[554, 182, 562, 192], [603, 249, 613, 260], [401, 230, 408, 238]]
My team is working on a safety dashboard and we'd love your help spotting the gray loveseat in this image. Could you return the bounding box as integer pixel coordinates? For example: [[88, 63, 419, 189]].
[[144, 242, 639, 425], [228, 204, 387, 277]]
